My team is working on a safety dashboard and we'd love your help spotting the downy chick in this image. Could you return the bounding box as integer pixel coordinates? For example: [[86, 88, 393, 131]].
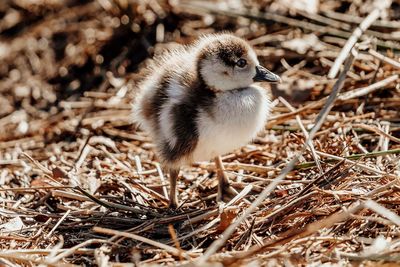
[[133, 33, 280, 208]]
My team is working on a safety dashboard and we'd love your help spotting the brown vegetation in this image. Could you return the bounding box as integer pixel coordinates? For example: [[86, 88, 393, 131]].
[[1, 0, 400, 266]]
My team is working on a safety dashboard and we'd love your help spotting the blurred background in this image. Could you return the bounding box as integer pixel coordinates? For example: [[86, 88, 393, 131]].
[[1, 0, 399, 139]]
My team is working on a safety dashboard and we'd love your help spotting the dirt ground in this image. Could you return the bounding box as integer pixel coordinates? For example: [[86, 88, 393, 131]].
[[1, 0, 400, 266]]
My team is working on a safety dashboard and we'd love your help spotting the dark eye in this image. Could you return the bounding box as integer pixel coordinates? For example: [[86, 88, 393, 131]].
[[236, 58, 247, 68]]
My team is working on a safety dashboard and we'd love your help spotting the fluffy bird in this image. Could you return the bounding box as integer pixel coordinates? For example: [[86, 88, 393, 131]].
[[133, 33, 280, 208]]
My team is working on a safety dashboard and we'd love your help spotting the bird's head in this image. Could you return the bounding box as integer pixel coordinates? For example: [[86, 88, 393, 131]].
[[196, 34, 280, 91]]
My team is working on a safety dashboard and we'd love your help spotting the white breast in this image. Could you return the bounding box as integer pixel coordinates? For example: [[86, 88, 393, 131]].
[[192, 85, 270, 162]]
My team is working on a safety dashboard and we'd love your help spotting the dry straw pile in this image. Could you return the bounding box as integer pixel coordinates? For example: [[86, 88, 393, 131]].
[[0, 0, 400, 266]]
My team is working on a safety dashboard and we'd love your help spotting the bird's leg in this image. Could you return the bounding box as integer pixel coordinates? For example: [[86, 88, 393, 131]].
[[214, 156, 237, 202], [168, 168, 179, 208]]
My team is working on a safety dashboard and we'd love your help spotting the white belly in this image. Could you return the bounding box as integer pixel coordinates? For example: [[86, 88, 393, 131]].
[[192, 86, 270, 162]]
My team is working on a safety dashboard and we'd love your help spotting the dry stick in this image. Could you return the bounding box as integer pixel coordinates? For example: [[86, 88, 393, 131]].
[[21, 152, 65, 187], [155, 163, 169, 199], [230, 201, 365, 263], [322, 10, 400, 29], [366, 179, 399, 197], [0, 186, 74, 192], [21, 152, 52, 175], [279, 96, 323, 173], [364, 199, 400, 226], [368, 49, 400, 69], [195, 161, 277, 174], [338, 74, 398, 101], [328, 1, 391, 78], [198, 48, 357, 263], [93, 227, 191, 259], [0, 253, 74, 267], [74, 186, 161, 217], [267, 74, 398, 127], [74, 135, 92, 170], [168, 224, 184, 261], [315, 151, 388, 176], [46, 239, 109, 264], [295, 148, 400, 169], [297, 9, 400, 41], [44, 209, 71, 240], [52, 190, 91, 202], [353, 123, 400, 144]]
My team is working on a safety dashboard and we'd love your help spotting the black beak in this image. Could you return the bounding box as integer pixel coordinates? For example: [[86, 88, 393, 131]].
[[253, 65, 281, 83]]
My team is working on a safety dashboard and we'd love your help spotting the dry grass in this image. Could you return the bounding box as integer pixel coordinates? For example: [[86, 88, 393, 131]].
[[1, 0, 400, 266]]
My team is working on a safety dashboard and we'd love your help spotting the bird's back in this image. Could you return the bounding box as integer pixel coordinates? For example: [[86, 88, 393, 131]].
[[132, 44, 204, 168]]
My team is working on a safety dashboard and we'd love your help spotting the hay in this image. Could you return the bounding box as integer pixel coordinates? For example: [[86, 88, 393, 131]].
[[1, 0, 400, 265]]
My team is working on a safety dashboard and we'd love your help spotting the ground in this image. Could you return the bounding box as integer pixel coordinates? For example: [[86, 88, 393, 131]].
[[1, 0, 400, 266]]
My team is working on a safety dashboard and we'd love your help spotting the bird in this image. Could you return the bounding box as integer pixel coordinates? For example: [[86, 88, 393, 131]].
[[132, 33, 280, 208]]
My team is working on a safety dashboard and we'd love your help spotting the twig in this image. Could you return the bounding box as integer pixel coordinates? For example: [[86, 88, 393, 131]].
[[45, 210, 71, 240], [0, 186, 74, 192], [279, 96, 323, 173], [93, 227, 192, 259], [267, 74, 398, 127], [338, 74, 398, 101], [155, 163, 169, 199], [22, 152, 52, 176], [46, 239, 109, 264], [295, 149, 400, 170], [328, 2, 391, 78], [368, 49, 400, 69], [168, 224, 184, 261], [74, 186, 161, 217], [195, 161, 277, 174], [353, 123, 400, 144], [364, 199, 400, 226], [225, 201, 365, 264]]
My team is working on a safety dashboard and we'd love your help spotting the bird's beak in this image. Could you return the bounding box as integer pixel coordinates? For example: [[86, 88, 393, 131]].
[[253, 65, 281, 83]]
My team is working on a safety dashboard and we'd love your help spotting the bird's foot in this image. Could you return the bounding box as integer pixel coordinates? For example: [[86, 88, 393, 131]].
[[217, 183, 238, 203], [168, 197, 179, 209]]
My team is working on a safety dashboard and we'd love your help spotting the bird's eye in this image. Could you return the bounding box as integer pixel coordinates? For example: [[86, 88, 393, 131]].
[[236, 58, 247, 68]]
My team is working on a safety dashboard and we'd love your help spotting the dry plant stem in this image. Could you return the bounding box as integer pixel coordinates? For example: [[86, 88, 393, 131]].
[[366, 179, 399, 197], [352, 123, 400, 144], [74, 186, 161, 217], [328, 1, 391, 78], [338, 74, 399, 101], [368, 49, 400, 69], [22, 152, 52, 175], [322, 10, 400, 29], [295, 148, 400, 169], [46, 239, 109, 264], [279, 96, 323, 173], [196, 161, 277, 174], [168, 224, 184, 261], [268, 74, 398, 127], [155, 163, 169, 199], [93, 227, 192, 259], [228, 201, 365, 263], [0, 186, 74, 192], [199, 48, 357, 263], [315, 150, 397, 177], [45, 209, 71, 239], [364, 199, 400, 226], [178, 188, 251, 242]]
